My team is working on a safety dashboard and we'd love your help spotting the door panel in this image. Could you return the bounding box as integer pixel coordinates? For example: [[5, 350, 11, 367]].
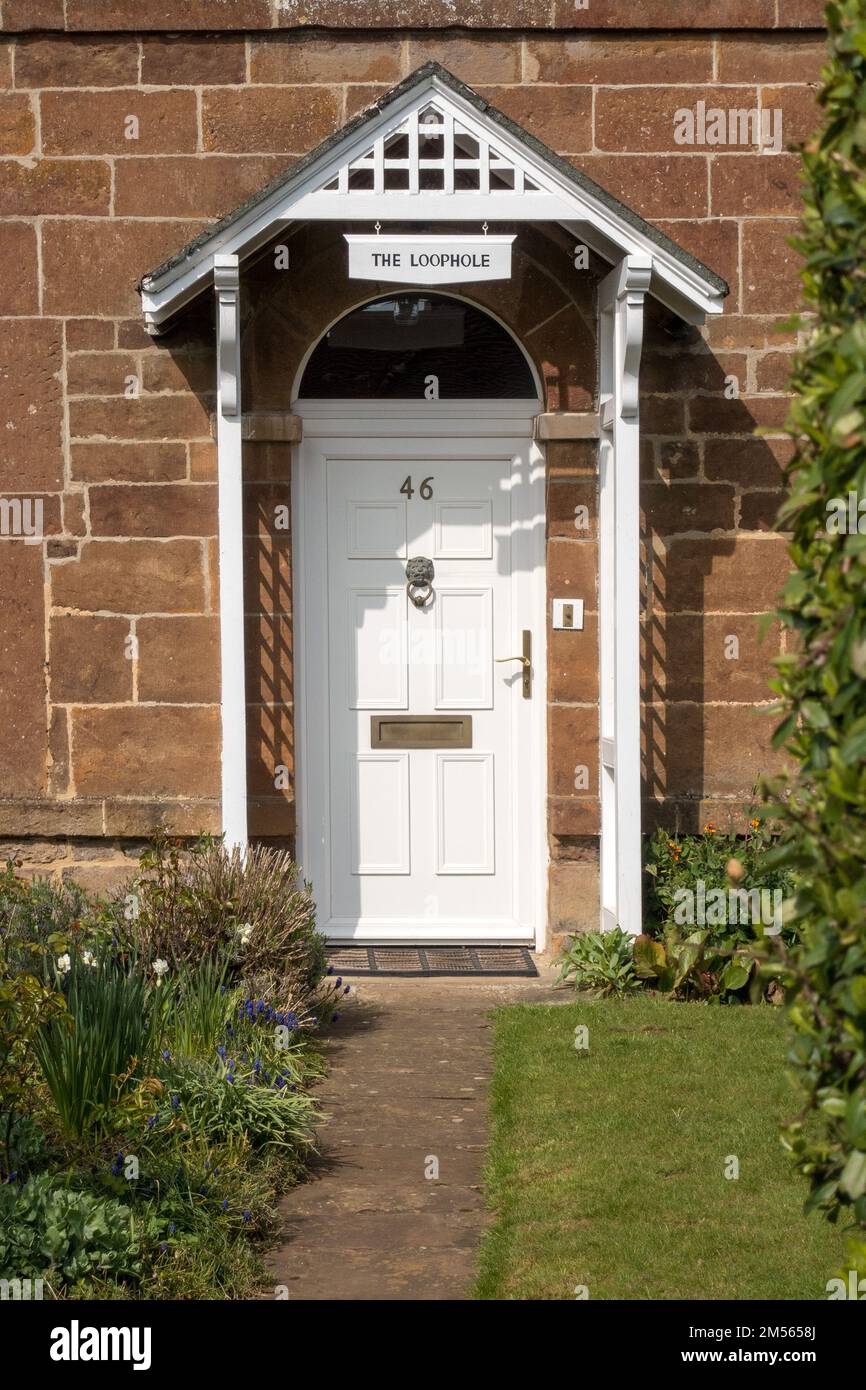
[[346, 499, 407, 559], [433, 587, 492, 709], [350, 752, 410, 874], [347, 587, 407, 709], [433, 500, 492, 558], [435, 752, 495, 875], [297, 422, 542, 942]]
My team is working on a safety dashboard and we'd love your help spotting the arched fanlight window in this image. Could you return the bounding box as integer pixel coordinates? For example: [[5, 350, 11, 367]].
[[297, 293, 536, 399]]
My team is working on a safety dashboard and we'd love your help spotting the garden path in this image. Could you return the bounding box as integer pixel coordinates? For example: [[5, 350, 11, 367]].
[[265, 965, 560, 1300]]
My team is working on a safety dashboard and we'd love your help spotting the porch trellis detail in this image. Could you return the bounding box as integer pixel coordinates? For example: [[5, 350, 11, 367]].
[[321, 101, 542, 197]]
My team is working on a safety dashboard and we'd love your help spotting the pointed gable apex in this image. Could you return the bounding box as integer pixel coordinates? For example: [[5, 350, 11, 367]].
[[140, 63, 728, 333]]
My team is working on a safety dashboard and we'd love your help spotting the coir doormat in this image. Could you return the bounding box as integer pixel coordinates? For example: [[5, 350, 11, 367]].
[[326, 946, 538, 977]]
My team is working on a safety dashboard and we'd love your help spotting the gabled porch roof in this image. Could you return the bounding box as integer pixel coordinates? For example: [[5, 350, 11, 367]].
[[139, 62, 728, 333]]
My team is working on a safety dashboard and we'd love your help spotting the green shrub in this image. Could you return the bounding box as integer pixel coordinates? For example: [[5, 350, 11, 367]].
[[0, 1174, 141, 1285], [642, 817, 795, 1001], [633, 925, 768, 1003], [151, 1054, 318, 1155], [557, 814, 795, 1003], [2, 1115, 51, 1178], [114, 836, 332, 1022], [35, 952, 156, 1140], [764, 0, 866, 1253], [0, 849, 332, 1300], [557, 928, 640, 997], [0, 863, 94, 962], [645, 816, 794, 942], [0, 933, 66, 1176], [67, 1129, 302, 1299], [72, 1140, 286, 1300]]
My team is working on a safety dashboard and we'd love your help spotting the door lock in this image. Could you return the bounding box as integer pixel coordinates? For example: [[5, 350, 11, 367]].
[[496, 629, 532, 699]]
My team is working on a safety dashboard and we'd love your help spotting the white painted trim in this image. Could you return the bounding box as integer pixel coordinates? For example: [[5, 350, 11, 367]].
[[597, 255, 651, 936], [296, 398, 541, 418], [325, 922, 533, 943], [526, 431, 549, 952], [295, 402, 540, 435], [214, 254, 248, 853], [598, 303, 617, 933], [140, 72, 725, 331], [292, 402, 547, 949]]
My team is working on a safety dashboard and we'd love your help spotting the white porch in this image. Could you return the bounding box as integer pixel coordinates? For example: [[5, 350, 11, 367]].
[[139, 63, 727, 939]]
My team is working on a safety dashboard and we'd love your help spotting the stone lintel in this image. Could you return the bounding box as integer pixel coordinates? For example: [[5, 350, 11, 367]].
[[534, 412, 600, 441]]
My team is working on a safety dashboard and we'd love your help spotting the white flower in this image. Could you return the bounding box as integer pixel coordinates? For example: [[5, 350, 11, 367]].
[[237, 923, 253, 948], [56, 953, 71, 975], [152, 958, 169, 982], [81, 950, 97, 968]]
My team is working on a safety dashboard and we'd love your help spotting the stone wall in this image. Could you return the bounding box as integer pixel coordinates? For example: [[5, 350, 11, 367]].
[[0, 4, 823, 930]]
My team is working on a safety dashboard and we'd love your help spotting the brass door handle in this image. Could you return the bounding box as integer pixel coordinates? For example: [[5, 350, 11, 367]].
[[496, 630, 531, 699]]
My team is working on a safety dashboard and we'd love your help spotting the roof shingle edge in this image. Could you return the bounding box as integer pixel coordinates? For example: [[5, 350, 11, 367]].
[[140, 62, 729, 300]]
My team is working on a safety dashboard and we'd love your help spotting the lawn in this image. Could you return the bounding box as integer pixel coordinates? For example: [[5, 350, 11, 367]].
[[474, 996, 847, 1300]]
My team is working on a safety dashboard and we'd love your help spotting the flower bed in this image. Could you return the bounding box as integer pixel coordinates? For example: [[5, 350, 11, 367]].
[[0, 836, 346, 1299], [557, 811, 796, 1004]]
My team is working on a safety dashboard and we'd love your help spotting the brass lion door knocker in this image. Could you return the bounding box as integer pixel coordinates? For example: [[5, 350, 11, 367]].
[[406, 556, 434, 609]]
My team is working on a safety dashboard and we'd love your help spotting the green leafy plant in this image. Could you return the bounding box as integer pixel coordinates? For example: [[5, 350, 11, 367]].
[[157, 957, 237, 1062], [2, 1115, 51, 1179], [761, 1, 866, 1258], [35, 952, 156, 1140], [643, 816, 795, 1001], [150, 1057, 318, 1155], [0, 936, 66, 1177], [0, 1174, 141, 1286], [645, 816, 794, 943], [147, 978, 321, 1153], [633, 926, 766, 1003], [0, 858, 331, 1301], [556, 927, 640, 997], [0, 862, 94, 960]]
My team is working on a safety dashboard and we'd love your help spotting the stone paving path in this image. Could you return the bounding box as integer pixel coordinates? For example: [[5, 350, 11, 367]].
[[265, 967, 560, 1300]]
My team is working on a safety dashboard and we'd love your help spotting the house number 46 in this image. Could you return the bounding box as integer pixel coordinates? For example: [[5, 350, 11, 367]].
[[399, 476, 434, 500]]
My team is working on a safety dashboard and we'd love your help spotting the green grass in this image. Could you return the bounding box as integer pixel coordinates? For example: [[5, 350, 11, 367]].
[[474, 996, 847, 1300]]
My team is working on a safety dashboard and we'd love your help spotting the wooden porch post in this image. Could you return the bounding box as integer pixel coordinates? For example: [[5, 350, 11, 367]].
[[214, 253, 248, 852], [598, 255, 651, 933]]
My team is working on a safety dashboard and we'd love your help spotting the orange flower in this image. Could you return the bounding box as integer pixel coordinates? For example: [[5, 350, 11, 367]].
[[750, 818, 761, 831], [703, 822, 717, 835]]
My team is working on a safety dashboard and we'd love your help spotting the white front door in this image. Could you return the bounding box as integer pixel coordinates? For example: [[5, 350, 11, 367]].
[[294, 402, 546, 943]]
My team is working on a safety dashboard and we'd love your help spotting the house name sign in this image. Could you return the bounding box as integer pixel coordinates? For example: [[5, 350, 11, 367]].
[[345, 234, 515, 285]]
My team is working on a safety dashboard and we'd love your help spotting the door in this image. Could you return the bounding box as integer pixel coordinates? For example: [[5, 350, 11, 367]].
[[295, 405, 545, 942]]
